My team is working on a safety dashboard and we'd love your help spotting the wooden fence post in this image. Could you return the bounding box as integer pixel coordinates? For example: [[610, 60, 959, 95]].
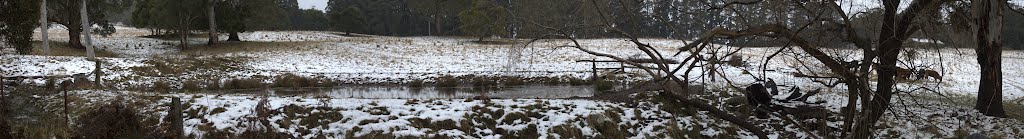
[[170, 97, 183, 139], [63, 83, 70, 132], [591, 59, 597, 81], [1, 77, 4, 105], [93, 60, 101, 88]]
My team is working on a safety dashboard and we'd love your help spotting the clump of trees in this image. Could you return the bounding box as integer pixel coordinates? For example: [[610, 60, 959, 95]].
[[47, 0, 131, 49], [130, 0, 328, 48], [458, 0, 506, 42], [327, 6, 367, 35], [0, 0, 40, 54]]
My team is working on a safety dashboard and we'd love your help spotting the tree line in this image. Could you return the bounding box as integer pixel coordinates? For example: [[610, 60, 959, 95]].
[[4, 0, 1024, 53]]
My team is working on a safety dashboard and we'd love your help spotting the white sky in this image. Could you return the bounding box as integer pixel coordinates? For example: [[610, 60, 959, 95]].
[[838, 0, 1024, 15], [291, 0, 1022, 13], [298, 0, 329, 11]]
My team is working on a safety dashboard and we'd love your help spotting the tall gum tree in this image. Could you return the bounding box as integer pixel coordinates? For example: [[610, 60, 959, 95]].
[[972, 0, 1006, 117]]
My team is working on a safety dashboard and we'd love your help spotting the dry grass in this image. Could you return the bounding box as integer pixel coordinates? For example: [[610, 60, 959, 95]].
[[224, 78, 266, 90], [29, 41, 118, 57], [129, 57, 244, 77], [75, 98, 150, 138], [434, 75, 460, 88], [176, 41, 318, 56], [271, 74, 335, 88]]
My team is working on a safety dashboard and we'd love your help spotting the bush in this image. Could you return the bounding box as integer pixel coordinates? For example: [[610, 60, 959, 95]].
[[727, 55, 744, 67], [593, 79, 615, 92], [225, 78, 265, 90], [540, 77, 562, 85], [568, 77, 591, 86], [471, 76, 496, 88], [0, 0, 39, 55], [182, 80, 203, 92], [151, 80, 171, 92], [434, 75, 460, 88], [549, 124, 583, 138], [408, 79, 424, 88], [75, 98, 147, 139], [272, 74, 322, 88], [502, 77, 526, 86]]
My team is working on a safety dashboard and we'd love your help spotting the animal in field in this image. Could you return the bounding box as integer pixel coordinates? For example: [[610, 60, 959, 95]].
[[916, 69, 942, 81], [895, 67, 914, 81], [870, 62, 915, 81]]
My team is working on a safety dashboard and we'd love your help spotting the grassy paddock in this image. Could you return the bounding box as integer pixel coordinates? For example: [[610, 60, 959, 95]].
[[177, 41, 318, 56], [903, 93, 1024, 121], [30, 41, 118, 57]]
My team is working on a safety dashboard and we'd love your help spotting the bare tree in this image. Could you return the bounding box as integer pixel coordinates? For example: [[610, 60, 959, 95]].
[[519, 0, 953, 138]]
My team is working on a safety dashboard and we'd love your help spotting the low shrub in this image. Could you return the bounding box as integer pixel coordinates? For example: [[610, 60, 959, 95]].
[[472, 76, 497, 88], [727, 55, 744, 67], [75, 98, 148, 139], [225, 78, 265, 90], [408, 79, 424, 88], [151, 80, 171, 92], [502, 77, 526, 86], [568, 77, 591, 86], [181, 80, 203, 92], [272, 73, 325, 88], [540, 77, 562, 85], [434, 75, 459, 88], [593, 79, 615, 92]]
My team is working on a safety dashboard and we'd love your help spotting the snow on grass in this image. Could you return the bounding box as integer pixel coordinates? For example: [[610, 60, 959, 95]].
[[144, 93, 712, 138], [238, 31, 345, 42], [8, 30, 1024, 138], [21, 28, 1024, 100]]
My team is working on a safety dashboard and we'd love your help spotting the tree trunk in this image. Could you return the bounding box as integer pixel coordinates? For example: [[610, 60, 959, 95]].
[[80, 0, 94, 59], [974, 0, 1006, 117], [179, 10, 189, 49], [852, 1, 902, 138], [67, 26, 83, 49], [180, 26, 188, 49], [227, 32, 240, 41], [40, 0, 49, 55], [207, 0, 217, 46]]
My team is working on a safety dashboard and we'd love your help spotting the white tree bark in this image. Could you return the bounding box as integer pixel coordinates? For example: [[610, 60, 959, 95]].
[[80, 0, 94, 59], [40, 0, 49, 55], [208, 0, 217, 46]]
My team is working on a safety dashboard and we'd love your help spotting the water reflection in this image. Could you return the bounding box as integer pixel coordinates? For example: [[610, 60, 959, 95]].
[[222, 85, 594, 99]]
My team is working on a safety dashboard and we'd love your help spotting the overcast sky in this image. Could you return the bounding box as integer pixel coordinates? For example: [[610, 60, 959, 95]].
[[298, 0, 329, 11], [295, 0, 1021, 13]]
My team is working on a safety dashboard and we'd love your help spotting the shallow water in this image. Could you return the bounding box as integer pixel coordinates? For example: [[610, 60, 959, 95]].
[[218, 85, 595, 99]]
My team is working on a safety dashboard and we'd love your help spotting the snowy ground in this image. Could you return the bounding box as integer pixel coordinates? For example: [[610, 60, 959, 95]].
[[3, 26, 1023, 138]]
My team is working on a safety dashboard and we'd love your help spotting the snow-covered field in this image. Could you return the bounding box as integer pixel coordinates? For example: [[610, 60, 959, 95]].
[[3, 26, 1023, 138]]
